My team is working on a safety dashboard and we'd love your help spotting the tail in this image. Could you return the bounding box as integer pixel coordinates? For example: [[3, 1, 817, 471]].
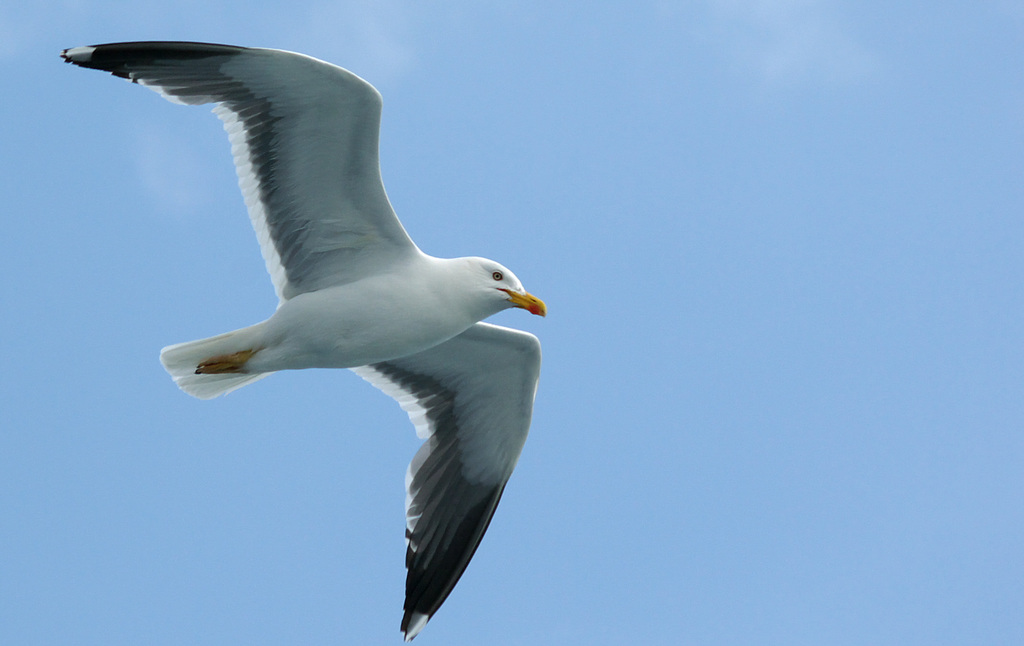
[[159, 325, 272, 400]]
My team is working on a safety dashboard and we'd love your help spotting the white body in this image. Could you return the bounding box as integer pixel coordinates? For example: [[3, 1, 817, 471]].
[[219, 255, 516, 373]]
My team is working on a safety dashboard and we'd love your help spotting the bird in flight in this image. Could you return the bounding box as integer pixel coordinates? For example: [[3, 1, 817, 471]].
[[62, 41, 545, 641]]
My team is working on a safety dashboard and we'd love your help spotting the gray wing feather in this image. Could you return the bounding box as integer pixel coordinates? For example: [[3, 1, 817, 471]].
[[62, 41, 418, 301], [352, 323, 541, 640]]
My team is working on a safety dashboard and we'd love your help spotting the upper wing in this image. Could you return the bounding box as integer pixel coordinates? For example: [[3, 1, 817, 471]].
[[61, 41, 419, 302], [352, 322, 542, 641]]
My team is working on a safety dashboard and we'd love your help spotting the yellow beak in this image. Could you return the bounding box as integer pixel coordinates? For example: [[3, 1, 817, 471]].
[[501, 289, 547, 317]]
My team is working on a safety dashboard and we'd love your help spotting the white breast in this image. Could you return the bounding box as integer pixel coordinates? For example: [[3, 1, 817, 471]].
[[245, 255, 484, 372]]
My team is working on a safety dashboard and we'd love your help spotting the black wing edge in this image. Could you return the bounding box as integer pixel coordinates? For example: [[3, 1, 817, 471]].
[[401, 484, 507, 639], [60, 41, 248, 78], [365, 359, 516, 640]]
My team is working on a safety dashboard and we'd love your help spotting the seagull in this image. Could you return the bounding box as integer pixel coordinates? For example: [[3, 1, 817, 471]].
[[61, 41, 545, 641]]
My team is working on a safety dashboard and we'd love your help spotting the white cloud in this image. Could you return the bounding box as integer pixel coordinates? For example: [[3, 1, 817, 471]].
[[282, 0, 419, 87], [677, 0, 879, 87], [0, 5, 46, 59], [131, 122, 223, 220], [0, 0, 90, 60]]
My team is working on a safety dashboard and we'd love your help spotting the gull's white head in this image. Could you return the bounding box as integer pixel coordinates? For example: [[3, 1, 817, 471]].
[[462, 257, 547, 318]]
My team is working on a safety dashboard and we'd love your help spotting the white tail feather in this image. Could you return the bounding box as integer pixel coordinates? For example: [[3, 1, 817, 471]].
[[159, 325, 272, 400]]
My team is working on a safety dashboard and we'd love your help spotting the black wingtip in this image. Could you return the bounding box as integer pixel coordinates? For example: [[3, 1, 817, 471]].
[[60, 45, 92, 65], [401, 610, 430, 641], [400, 484, 508, 641], [60, 42, 247, 80]]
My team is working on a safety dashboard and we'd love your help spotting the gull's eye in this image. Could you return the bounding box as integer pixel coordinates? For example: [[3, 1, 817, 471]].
[[492, 271, 503, 281]]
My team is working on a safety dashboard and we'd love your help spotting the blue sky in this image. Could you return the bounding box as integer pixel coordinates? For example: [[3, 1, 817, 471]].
[[3, 1, 1023, 644]]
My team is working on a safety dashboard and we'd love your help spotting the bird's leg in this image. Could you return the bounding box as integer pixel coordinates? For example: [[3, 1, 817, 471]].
[[195, 349, 256, 374]]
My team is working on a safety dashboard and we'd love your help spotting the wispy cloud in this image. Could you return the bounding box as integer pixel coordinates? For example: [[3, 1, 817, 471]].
[[676, 0, 879, 88], [283, 0, 419, 87], [131, 122, 222, 220], [0, 2, 74, 60]]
